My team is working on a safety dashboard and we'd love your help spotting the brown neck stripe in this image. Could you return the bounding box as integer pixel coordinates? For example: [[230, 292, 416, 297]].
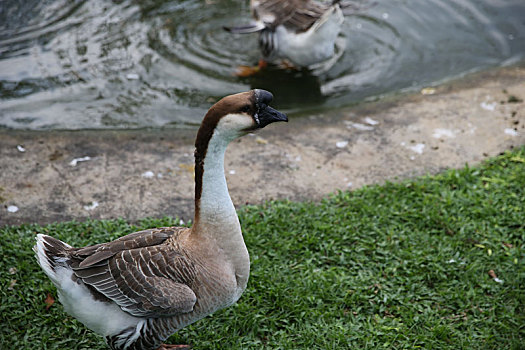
[[193, 91, 256, 223]]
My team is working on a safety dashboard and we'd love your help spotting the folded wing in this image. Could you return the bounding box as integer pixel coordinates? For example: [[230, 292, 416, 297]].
[[70, 227, 197, 318]]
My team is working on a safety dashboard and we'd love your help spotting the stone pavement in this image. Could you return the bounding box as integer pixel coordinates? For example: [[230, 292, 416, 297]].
[[1, 64, 524, 226]]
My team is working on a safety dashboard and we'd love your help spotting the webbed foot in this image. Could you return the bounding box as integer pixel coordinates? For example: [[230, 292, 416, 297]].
[[235, 59, 268, 77]]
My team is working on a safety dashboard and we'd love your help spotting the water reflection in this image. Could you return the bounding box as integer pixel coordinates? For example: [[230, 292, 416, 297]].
[[246, 67, 326, 111], [0, 0, 524, 129]]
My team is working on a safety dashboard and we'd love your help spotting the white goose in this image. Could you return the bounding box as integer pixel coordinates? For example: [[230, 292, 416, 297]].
[[34, 89, 287, 350], [225, 0, 348, 74]]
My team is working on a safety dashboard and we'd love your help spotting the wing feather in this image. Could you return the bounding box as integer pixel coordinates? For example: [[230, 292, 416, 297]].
[[70, 227, 197, 317], [254, 0, 329, 32]]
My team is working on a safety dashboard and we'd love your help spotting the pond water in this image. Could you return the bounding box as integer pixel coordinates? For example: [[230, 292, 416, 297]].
[[0, 0, 524, 129]]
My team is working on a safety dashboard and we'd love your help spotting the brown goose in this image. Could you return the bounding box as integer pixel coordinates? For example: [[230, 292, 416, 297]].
[[34, 90, 287, 350]]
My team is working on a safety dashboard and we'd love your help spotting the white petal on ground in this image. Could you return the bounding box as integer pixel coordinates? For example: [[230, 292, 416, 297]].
[[409, 143, 425, 154], [346, 121, 374, 131], [480, 101, 497, 111], [83, 201, 99, 211], [70, 156, 91, 166], [504, 128, 519, 136], [432, 128, 455, 138], [363, 117, 379, 125], [142, 171, 155, 178], [336, 141, 349, 148], [7, 205, 19, 213], [126, 73, 140, 80]]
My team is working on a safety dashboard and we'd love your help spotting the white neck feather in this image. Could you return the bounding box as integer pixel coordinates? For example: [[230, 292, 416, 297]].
[[198, 131, 239, 230], [192, 114, 251, 286], [196, 114, 250, 231]]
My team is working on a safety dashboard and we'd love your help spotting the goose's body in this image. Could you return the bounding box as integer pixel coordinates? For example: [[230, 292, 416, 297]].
[[226, 0, 345, 67], [34, 90, 287, 350]]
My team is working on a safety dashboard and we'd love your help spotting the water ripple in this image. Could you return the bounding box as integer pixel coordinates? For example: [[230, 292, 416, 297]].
[[0, 0, 524, 129]]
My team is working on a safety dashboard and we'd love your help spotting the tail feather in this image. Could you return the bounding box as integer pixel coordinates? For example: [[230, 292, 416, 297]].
[[34, 234, 73, 281], [223, 21, 266, 34]]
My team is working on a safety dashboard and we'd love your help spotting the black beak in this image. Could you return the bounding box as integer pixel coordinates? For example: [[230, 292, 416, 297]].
[[254, 89, 288, 128], [257, 105, 288, 128]]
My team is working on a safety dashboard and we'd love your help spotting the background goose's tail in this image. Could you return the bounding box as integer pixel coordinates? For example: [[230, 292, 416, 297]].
[[34, 234, 73, 284], [223, 21, 266, 34]]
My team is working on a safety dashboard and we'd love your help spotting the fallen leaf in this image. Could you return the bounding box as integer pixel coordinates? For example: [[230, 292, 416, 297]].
[[48, 150, 64, 161], [488, 270, 504, 284], [45, 293, 55, 310], [421, 87, 436, 95], [255, 137, 268, 144]]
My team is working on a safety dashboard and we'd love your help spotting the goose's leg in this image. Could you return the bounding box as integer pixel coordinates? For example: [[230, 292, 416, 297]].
[[234, 59, 268, 77]]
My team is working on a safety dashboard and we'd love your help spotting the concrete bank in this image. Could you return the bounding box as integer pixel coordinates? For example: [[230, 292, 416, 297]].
[[1, 64, 524, 226]]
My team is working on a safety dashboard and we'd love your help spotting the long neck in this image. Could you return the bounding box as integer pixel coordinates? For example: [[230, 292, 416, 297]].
[[194, 134, 238, 231], [192, 123, 243, 242], [190, 111, 252, 290]]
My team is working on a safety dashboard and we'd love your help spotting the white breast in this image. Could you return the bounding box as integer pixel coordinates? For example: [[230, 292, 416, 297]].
[[275, 6, 344, 67]]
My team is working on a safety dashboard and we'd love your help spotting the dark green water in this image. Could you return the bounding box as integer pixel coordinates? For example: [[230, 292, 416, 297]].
[[1, 0, 524, 129]]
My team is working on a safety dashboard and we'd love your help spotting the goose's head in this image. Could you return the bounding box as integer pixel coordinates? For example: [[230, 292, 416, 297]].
[[196, 89, 288, 147]]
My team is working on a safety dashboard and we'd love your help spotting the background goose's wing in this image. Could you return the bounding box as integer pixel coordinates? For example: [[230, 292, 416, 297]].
[[70, 227, 197, 317], [253, 0, 328, 32]]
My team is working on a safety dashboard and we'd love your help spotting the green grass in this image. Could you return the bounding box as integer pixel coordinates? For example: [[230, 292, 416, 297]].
[[1, 148, 524, 349]]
